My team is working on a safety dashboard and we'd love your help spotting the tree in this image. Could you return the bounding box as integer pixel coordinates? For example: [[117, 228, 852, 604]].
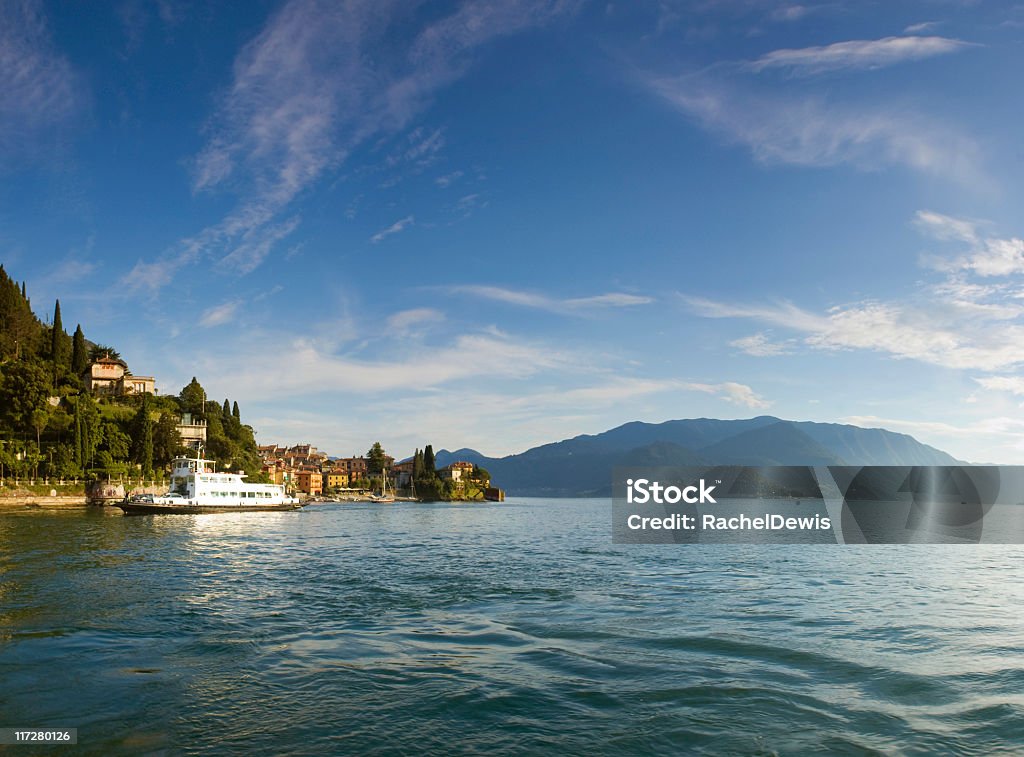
[[366, 442, 387, 475], [73, 394, 100, 472], [222, 398, 231, 417], [179, 377, 206, 419], [87, 344, 120, 362], [153, 412, 183, 467], [0, 359, 52, 436], [412, 448, 423, 479], [101, 420, 130, 460], [131, 393, 154, 476], [30, 405, 51, 456], [51, 443, 78, 479], [423, 444, 435, 474], [232, 401, 240, 421], [49, 301, 71, 387], [71, 324, 87, 376]]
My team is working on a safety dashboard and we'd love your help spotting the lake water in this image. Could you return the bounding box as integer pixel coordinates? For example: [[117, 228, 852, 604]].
[[2, 498, 1023, 755]]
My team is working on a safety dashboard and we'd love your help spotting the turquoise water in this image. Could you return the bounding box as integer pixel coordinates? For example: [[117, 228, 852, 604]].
[[1, 498, 1023, 755]]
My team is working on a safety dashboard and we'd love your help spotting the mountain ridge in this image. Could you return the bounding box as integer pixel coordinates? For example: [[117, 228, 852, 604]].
[[433, 416, 961, 496]]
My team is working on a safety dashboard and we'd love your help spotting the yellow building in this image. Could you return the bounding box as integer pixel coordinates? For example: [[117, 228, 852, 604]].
[[326, 472, 350, 490]]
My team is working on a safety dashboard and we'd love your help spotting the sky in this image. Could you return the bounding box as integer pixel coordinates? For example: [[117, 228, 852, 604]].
[[3, 0, 1024, 463]]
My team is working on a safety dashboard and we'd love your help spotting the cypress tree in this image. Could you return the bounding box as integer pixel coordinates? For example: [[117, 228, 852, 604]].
[[73, 399, 82, 468], [223, 398, 231, 417], [51, 300, 62, 356], [412, 448, 423, 478], [50, 300, 69, 382], [423, 445, 435, 474], [232, 401, 240, 421], [71, 325, 87, 375], [132, 393, 154, 476]]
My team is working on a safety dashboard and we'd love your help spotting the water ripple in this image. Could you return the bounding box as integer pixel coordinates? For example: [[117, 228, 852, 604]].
[[1, 501, 1023, 755]]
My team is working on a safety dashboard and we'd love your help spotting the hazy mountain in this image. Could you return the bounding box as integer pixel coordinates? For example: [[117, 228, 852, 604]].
[[434, 416, 961, 497]]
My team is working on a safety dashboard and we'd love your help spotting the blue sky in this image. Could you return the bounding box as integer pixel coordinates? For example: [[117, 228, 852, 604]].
[[4, 0, 1024, 462]]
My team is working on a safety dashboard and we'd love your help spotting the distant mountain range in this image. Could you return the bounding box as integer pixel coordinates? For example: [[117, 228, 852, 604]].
[[433, 416, 961, 497]]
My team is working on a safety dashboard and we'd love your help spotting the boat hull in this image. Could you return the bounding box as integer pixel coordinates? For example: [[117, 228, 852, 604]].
[[118, 502, 303, 515]]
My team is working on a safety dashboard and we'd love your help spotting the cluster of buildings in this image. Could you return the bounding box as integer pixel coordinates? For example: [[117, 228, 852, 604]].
[[257, 444, 396, 495], [256, 443, 482, 496]]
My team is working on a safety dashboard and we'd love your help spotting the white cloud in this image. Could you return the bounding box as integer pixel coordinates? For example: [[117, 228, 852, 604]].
[[686, 213, 1024, 373], [917, 210, 1024, 277], [435, 170, 464, 187], [220, 216, 301, 274], [973, 376, 1024, 396], [770, 5, 810, 22], [371, 215, 414, 243], [0, 0, 85, 161], [386, 307, 444, 335], [250, 374, 768, 456], [747, 36, 971, 75], [842, 414, 1024, 463], [200, 300, 241, 327], [450, 285, 653, 313], [190, 329, 575, 400], [647, 74, 983, 184], [135, 0, 579, 284], [730, 332, 791, 356], [684, 294, 1024, 372], [904, 21, 940, 35], [687, 381, 771, 408], [915, 209, 980, 244]]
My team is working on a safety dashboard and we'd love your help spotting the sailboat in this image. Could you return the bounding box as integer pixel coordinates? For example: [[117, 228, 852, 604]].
[[371, 469, 395, 503]]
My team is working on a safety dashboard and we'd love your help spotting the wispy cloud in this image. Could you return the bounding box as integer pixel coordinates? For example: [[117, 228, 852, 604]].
[[686, 294, 1024, 372], [682, 213, 1024, 372], [746, 36, 971, 75], [131, 0, 579, 284], [191, 329, 575, 400], [905, 21, 941, 35], [371, 215, 414, 243], [687, 381, 771, 408], [0, 0, 85, 162], [435, 170, 464, 187], [730, 332, 792, 356], [914, 209, 980, 244], [974, 376, 1024, 396], [842, 414, 1024, 463], [917, 210, 1024, 277], [249, 373, 767, 456], [386, 307, 444, 335], [647, 73, 983, 184], [200, 300, 242, 327], [450, 285, 654, 314]]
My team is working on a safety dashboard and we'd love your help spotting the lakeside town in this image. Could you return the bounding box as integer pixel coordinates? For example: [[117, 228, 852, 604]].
[[0, 269, 501, 506]]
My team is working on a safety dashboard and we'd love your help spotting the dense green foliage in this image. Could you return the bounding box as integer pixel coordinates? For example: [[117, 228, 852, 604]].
[[366, 441, 387, 475], [409, 443, 489, 501], [0, 267, 266, 482]]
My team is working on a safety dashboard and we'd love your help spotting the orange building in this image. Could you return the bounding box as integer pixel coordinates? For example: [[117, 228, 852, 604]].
[[295, 469, 323, 495]]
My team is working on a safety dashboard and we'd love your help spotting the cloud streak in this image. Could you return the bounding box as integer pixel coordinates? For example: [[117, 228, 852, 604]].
[[450, 285, 653, 314], [132, 0, 579, 285], [747, 36, 972, 75], [682, 213, 1024, 373], [647, 73, 983, 184], [0, 0, 85, 161], [371, 215, 414, 243]]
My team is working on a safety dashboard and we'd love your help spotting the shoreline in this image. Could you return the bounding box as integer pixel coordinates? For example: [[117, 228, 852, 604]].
[[0, 494, 91, 511]]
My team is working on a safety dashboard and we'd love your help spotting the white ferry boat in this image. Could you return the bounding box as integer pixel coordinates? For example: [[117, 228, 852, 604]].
[[118, 454, 302, 515]]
